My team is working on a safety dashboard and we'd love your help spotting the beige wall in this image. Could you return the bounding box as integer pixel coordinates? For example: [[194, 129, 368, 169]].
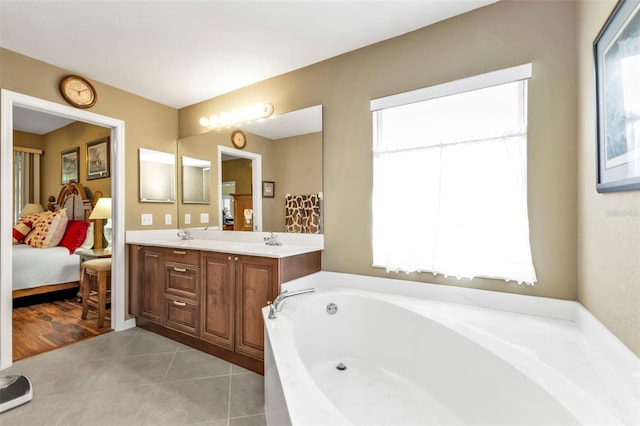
[[180, 1, 579, 299], [576, 1, 640, 356], [1, 48, 179, 232], [41, 121, 111, 203], [14, 130, 44, 151]]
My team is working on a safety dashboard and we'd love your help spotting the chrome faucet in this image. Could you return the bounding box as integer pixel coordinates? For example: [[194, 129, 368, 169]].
[[264, 232, 282, 246], [268, 288, 315, 318], [177, 229, 193, 240]]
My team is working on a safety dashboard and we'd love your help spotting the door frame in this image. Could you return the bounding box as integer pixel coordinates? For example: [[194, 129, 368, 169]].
[[1, 89, 132, 369], [217, 145, 262, 231]]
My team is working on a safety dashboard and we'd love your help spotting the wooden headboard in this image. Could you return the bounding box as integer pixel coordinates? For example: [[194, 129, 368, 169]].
[[47, 181, 93, 220]]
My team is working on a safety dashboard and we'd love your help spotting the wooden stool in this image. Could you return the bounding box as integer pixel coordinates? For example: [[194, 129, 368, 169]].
[[81, 258, 112, 328]]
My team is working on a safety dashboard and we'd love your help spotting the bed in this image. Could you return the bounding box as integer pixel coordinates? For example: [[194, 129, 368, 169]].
[[12, 182, 96, 299]]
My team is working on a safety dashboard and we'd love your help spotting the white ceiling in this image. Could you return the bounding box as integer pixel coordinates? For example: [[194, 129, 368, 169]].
[[1, 0, 496, 111]]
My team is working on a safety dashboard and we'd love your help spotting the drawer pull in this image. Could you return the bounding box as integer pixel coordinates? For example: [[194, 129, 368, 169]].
[[173, 300, 187, 307], [173, 267, 187, 272], [173, 250, 187, 255]]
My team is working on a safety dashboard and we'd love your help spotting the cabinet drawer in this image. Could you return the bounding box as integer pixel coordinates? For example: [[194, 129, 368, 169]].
[[164, 296, 199, 336], [165, 265, 200, 300], [163, 248, 200, 266]]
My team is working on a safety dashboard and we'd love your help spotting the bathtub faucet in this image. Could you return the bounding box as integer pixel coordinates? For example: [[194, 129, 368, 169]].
[[268, 288, 315, 318]]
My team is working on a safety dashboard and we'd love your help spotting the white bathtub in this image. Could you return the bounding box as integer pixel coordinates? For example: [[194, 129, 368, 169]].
[[263, 272, 639, 426]]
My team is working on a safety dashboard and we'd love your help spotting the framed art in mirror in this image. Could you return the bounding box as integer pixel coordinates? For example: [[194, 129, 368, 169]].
[[61, 146, 79, 185], [86, 137, 110, 180], [594, 0, 640, 192]]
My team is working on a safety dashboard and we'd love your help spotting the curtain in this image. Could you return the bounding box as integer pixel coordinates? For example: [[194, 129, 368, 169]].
[[13, 147, 42, 223], [371, 79, 536, 285], [285, 194, 321, 234]]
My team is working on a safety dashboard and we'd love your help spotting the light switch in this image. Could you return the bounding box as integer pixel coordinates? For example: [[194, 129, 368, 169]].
[[200, 213, 209, 223], [184, 214, 191, 225], [165, 214, 172, 225], [141, 214, 153, 226]]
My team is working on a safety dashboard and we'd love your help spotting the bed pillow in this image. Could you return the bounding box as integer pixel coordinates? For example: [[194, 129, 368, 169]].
[[19, 211, 48, 228], [79, 222, 94, 249], [12, 221, 33, 244], [25, 209, 69, 248], [59, 220, 90, 253]]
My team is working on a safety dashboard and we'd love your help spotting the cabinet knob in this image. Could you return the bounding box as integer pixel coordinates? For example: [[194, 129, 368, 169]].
[[228, 256, 232, 261], [235, 257, 239, 261], [173, 300, 187, 307]]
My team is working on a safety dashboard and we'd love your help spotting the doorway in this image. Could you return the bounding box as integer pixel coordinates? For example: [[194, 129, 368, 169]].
[[1, 89, 130, 369], [217, 145, 262, 231]]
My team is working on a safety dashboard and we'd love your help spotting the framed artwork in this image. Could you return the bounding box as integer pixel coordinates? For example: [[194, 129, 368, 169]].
[[86, 137, 110, 180], [594, 0, 640, 192], [262, 181, 275, 198], [60, 147, 79, 185]]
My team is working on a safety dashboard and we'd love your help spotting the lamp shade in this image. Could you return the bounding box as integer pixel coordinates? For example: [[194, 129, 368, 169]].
[[20, 203, 45, 216], [89, 198, 112, 220]]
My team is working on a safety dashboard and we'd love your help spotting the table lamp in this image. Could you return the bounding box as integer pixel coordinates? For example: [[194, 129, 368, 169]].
[[89, 198, 112, 251]]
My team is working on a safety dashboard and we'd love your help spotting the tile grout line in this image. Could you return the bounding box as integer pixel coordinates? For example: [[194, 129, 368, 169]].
[[161, 343, 181, 381]]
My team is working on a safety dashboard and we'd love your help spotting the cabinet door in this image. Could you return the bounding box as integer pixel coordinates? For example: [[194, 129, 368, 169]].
[[139, 246, 164, 323], [201, 252, 235, 350], [235, 255, 279, 360]]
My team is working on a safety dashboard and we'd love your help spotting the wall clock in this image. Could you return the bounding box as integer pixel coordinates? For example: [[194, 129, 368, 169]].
[[231, 130, 247, 149], [59, 75, 97, 108]]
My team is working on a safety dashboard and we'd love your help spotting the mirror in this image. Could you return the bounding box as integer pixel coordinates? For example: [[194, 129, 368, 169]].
[[177, 105, 322, 232], [182, 156, 211, 204], [139, 148, 176, 202]]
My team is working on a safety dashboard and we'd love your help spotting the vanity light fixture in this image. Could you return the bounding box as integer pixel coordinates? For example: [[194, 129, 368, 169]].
[[199, 102, 274, 130]]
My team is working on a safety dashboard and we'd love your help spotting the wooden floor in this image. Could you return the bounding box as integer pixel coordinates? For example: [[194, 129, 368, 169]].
[[12, 289, 111, 361]]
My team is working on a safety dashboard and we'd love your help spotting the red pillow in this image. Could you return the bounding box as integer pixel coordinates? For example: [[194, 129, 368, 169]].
[[59, 220, 90, 254]]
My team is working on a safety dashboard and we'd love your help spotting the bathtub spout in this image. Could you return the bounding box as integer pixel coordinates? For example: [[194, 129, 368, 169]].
[[268, 288, 315, 318]]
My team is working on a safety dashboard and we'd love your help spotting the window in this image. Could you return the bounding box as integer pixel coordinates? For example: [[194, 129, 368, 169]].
[[371, 64, 537, 284]]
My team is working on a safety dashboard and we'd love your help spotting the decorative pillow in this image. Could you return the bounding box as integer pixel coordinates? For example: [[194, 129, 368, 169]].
[[80, 222, 94, 250], [25, 209, 69, 248], [59, 220, 90, 253], [12, 221, 33, 244], [19, 211, 48, 228]]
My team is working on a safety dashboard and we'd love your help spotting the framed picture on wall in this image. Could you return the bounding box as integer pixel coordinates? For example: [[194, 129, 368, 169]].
[[594, 0, 640, 192], [262, 181, 275, 198], [60, 147, 79, 185], [86, 137, 110, 180]]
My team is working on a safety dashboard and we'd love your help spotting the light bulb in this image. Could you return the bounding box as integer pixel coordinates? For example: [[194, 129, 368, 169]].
[[199, 117, 209, 127]]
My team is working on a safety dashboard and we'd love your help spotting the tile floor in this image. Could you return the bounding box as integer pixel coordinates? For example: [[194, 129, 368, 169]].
[[0, 328, 266, 426]]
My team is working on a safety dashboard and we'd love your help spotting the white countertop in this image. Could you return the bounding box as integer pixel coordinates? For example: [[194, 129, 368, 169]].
[[126, 229, 323, 259]]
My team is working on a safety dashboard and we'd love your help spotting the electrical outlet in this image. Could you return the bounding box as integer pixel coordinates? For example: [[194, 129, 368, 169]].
[[165, 214, 172, 225], [184, 214, 191, 225], [141, 214, 153, 226], [200, 213, 209, 223]]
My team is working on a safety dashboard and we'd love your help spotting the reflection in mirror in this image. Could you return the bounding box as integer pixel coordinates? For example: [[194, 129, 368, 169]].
[[139, 148, 176, 202], [177, 104, 322, 232], [182, 156, 211, 204]]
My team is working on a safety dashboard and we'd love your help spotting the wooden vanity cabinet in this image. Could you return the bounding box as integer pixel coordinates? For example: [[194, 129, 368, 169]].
[[129, 245, 321, 374], [129, 245, 163, 323], [234, 255, 278, 359], [201, 251, 235, 350], [163, 248, 201, 336]]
